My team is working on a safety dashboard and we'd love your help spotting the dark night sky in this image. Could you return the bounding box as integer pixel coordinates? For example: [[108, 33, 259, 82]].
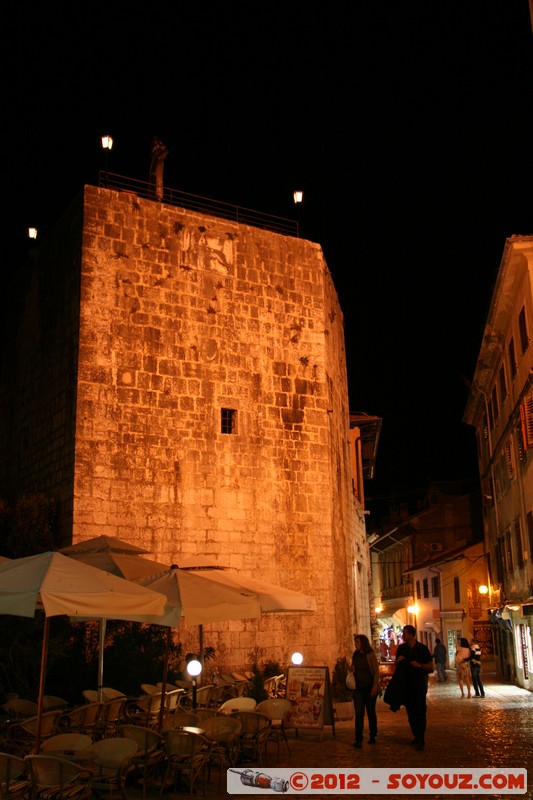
[[3, 3, 533, 506]]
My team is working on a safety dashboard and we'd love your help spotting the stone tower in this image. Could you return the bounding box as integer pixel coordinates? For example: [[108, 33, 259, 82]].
[[1, 184, 367, 670]]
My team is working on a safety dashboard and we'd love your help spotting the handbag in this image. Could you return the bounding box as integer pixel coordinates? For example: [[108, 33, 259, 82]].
[[346, 672, 356, 690]]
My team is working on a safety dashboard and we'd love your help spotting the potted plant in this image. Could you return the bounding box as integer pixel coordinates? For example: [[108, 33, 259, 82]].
[[245, 664, 269, 704], [331, 656, 354, 720]]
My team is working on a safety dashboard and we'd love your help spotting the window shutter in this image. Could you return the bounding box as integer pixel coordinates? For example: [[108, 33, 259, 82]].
[[505, 439, 515, 479], [520, 396, 533, 449], [514, 519, 524, 570]]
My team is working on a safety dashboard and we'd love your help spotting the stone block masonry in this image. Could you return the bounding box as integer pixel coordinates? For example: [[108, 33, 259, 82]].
[[1, 184, 363, 671]]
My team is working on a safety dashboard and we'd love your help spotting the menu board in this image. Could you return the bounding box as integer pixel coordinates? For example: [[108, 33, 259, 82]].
[[285, 665, 335, 737]]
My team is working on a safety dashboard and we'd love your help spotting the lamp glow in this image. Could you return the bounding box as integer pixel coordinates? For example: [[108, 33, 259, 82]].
[[291, 652, 303, 665], [478, 584, 489, 595], [375, 605, 383, 614], [187, 659, 202, 677], [101, 135, 113, 151], [407, 604, 418, 615], [28, 228, 38, 240], [293, 190, 303, 204]]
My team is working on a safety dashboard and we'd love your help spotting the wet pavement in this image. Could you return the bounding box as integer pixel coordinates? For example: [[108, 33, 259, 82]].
[[130, 671, 533, 800]]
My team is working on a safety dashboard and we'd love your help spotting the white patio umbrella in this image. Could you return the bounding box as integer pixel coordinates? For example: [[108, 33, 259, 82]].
[[137, 566, 262, 727], [179, 557, 317, 612], [0, 551, 168, 751], [58, 536, 171, 695]]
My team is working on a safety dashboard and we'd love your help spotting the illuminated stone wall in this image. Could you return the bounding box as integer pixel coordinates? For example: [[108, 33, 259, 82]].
[[3, 184, 362, 671]]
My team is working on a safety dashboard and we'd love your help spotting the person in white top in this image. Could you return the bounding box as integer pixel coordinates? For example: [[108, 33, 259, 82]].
[[455, 637, 472, 698]]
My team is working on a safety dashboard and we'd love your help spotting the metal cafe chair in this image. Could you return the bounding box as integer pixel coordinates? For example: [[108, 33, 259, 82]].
[[117, 725, 165, 800], [1, 700, 38, 722], [0, 752, 31, 800], [201, 715, 241, 789], [41, 698, 69, 713], [24, 754, 93, 800], [160, 729, 211, 799], [90, 737, 138, 800], [255, 698, 292, 761], [218, 697, 256, 714], [58, 703, 103, 739], [232, 711, 271, 767], [94, 698, 127, 739], [6, 712, 63, 756], [40, 734, 93, 754], [160, 712, 200, 732], [123, 695, 163, 730]]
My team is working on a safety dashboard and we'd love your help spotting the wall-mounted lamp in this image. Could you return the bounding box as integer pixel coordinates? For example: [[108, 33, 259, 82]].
[[478, 585, 489, 595], [375, 605, 383, 614], [293, 190, 303, 204], [291, 652, 304, 665], [407, 604, 419, 615], [28, 228, 38, 240], [101, 135, 113, 151]]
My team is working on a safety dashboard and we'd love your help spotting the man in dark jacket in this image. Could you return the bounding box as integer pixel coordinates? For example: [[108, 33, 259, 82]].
[[395, 624, 434, 751]]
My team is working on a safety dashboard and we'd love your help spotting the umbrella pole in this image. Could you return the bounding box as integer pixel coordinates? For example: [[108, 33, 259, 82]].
[[199, 624, 204, 684], [98, 618, 106, 701], [35, 616, 50, 754], [158, 626, 171, 731]]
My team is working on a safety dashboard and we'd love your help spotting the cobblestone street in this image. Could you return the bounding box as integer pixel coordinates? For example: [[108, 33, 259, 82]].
[[134, 671, 532, 800]]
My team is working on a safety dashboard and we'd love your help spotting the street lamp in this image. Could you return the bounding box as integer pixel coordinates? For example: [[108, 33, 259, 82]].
[[100, 135, 113, 187], [28, 228, 38, 240], [293, 190, 304, 238], [187, 658, 202, 709]]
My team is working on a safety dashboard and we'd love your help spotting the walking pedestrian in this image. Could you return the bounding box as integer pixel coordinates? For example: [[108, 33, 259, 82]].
[[395, 624, 433, 751], [432, 638, 447, 682], [455, 637, 472, 698], [470, 638, 485, 697], [350, 634, 380, 748]]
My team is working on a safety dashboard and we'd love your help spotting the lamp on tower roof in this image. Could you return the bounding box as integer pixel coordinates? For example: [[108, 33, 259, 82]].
[[100, 135, 113, 188], [293, 190, 304, 238]]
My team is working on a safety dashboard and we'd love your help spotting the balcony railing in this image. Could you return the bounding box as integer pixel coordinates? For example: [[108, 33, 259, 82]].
[[98, 171, 300, 237]]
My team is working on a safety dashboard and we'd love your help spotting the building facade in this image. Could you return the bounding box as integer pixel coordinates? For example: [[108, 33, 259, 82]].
[[369, 482, 488, 666], [463, 235, 533, 690], [0, 184, 369, 672]]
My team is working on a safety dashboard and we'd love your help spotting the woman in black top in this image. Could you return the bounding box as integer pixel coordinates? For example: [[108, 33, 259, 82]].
[[350, 634, 380, 747]]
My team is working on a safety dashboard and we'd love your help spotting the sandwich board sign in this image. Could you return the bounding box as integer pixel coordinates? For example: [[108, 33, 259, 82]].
[[285, 665, 335, 738]]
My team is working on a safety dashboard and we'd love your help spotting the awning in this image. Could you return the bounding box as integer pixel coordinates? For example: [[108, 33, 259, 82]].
[[440, 609, 465, 623]]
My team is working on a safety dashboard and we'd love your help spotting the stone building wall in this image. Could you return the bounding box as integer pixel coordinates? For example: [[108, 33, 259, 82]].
[[2, 184, 362, 671]]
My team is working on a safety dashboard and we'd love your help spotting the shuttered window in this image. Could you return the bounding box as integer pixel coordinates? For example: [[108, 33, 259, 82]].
[[520, 396, 533, 449], [514, 519, 524, 570]]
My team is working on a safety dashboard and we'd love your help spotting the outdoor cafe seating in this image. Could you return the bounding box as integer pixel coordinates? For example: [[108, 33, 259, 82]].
[[123, 695, 164, 730], [201, 715, 241, 789], [24, 754, 93, 800], [90, 736, 138, 800], [218, 697, 256, 713], [232, 711, 271, 767], [255, 698, 292, 761], [5, 711, 63, 756], [160, 712, 200, 731], [117, 725, 165, 800], [59, 703, 103, 739], [0, 751, 31, 800], [40, 734, 93, 755], [160, 728, 211, 799]]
